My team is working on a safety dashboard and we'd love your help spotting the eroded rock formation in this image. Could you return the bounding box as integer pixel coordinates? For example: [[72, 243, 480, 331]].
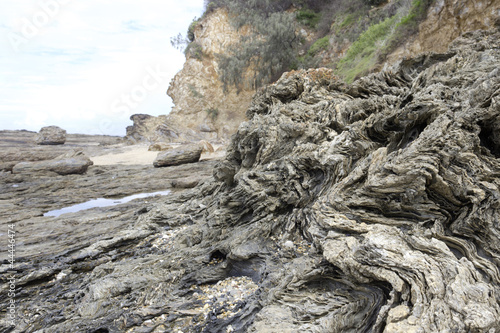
[[2, 29, 500, 332]]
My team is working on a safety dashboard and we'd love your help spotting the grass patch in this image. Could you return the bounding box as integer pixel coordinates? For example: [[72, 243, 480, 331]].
[[296, 8, 321, 28], [336, 15, 398, 82], [308, 36, 330, 56], [378, 0, 434, 60], [338, 13, 356, 30]]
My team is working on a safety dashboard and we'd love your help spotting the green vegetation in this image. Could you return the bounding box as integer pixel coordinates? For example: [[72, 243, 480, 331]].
[[336, 0, 434, 82], [338, 14, 356, 31], [296, 8, 321, 28], [187, 18, 200, 42], [180, 0, 435, 88], [337, 15, 397, 82], [206, 107, 219, 120], [184, 42, 204, 60], [308, 36, 329, 56], [188, 84, 203, 99], [213, 1, 299, 91]]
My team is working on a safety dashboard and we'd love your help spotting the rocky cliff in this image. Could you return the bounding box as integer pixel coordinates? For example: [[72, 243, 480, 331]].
[[166, 8, 256, 141], [8, 28, 500, 332], [126, 8, 256, 144], [387, 0, 500, 62], [125, 0, 500, 144]]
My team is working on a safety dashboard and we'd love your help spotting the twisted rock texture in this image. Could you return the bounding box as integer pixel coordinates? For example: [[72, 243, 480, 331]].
[[3, 29, 500, 332], [188, 28, 500, 332]]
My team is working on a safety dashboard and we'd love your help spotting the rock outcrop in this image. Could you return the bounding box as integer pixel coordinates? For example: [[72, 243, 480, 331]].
[[388, 0, 500, 62], [3, 29, 500, 332], [125, 8, 256, 144], [12, 150, 93, 175], [35, 126, 67, 145], [166, 8, 255, 141], [153, 144, 203, 167]]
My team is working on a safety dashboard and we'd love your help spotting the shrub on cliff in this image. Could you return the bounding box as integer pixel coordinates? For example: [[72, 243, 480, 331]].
[[214, 1, 299, 92]]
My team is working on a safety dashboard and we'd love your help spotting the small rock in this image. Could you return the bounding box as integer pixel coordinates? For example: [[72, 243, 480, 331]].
[[199, 140, 215, 153], [171, 177, 201, 188], [148, 142, 173, 151], [283, 241, 294, 250]]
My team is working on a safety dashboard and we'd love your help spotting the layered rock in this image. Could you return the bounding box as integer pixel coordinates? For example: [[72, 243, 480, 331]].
[[35, 126, 66, 145], [12, 150, 93, 175], [125, 8, 256, 144], [3, 29, 500, 332], [153, 144, 203, 167], [387, 0, 500, 62]]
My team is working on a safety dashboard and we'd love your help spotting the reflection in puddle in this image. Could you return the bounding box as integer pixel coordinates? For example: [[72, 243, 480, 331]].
[[44, 190, 171, 217]]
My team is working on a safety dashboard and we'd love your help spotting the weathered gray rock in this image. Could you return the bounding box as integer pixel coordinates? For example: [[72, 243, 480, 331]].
[[12, 151, 93, 175], [35, 126, 66, 145], [153, 144, 203, 167], [2, 29, 500, 333]]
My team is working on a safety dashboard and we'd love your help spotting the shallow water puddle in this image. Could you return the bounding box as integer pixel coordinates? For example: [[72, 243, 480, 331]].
[[44, 190, 171, 217]]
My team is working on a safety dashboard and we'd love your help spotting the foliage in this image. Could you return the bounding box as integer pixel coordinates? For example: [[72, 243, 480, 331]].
[[307, 36, 330, 56], [170, 33, 188, 51], [192, 0, 435, 87], [187, 18, 200, 42], [337, 15, 398, 82], [378, 0, 434, 60], [185, 42, 204, 60], [213, 1, 299, 91], [206, 107, 219, 120], [396, 0, 433, 31], [337, 13, 356, 32], [296, 8, 321, 28]]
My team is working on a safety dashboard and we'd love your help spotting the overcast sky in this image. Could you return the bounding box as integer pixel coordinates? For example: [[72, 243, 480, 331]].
[[0, 0, 204, 136]]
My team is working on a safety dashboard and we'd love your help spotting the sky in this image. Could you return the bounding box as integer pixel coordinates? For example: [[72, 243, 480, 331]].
[[0, 0, 205, 136]]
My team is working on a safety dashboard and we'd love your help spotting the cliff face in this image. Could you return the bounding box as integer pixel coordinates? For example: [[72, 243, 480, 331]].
[[388, 0, 500, 61], [166, 8, 255, 141], [126, 0, 499, 144]]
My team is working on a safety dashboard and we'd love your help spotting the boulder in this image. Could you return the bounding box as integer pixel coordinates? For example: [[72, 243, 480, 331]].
[[153, 144, 203, 167], [12, 151, 93, 175], [35, 126, 66, 145]]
